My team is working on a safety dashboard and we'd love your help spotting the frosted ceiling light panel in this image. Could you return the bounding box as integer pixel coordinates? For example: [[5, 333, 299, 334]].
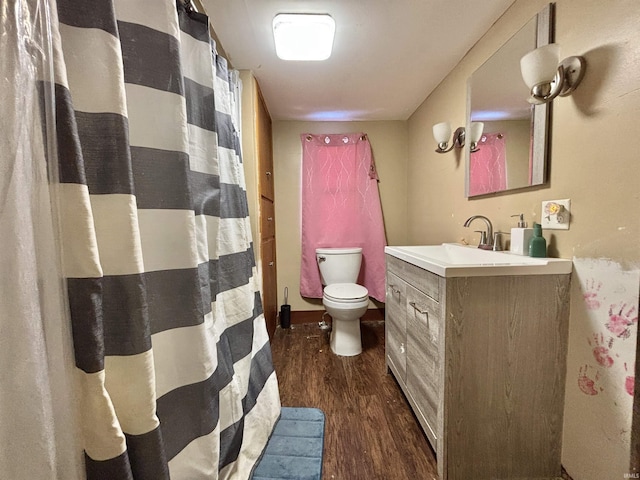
[[273, 14, 335, 61]]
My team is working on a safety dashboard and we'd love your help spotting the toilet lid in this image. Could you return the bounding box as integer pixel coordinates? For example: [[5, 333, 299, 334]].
[[324, 283, 369, 302]]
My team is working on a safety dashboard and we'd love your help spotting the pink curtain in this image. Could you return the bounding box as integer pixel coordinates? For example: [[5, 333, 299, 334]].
[[468, 133, 507, 196], [300, 133, 387, 302]]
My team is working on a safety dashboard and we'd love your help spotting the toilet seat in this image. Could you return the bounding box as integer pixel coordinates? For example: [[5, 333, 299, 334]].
[[323, 283, 369, 303]]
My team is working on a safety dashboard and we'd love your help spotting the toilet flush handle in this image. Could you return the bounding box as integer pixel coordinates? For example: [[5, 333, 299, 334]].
[[317, 256, 326, 263]]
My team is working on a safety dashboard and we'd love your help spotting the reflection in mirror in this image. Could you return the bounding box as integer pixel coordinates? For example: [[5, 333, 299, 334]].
[[465, 5, 552, 197]]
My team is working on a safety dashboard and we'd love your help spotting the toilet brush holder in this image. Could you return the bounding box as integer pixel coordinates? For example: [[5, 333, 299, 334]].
[[280, 305, 291, 329], [280, 287, 291, 328]]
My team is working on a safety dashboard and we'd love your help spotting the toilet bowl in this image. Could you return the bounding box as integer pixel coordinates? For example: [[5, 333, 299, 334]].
[[323, 283, 369, 356], [315, 248, 369, 356]]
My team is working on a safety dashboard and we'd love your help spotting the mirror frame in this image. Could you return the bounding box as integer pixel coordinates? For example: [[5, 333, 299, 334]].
[[465, 4, 554, 198]]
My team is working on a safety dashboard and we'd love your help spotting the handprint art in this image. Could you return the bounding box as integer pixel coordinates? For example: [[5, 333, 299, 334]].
[[588, 333, 615, 368], [578, 364, 602, 395], [605, 303, 638, 339]]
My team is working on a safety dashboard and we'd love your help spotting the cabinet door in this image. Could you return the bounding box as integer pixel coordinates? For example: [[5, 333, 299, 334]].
[[254, 81, 276, 339], [256, 90, 274, 201], [260, 238, 277, 338], [406, 283, 441, 445], [260, 197, 275, 239], [385, 272, 407, 381]]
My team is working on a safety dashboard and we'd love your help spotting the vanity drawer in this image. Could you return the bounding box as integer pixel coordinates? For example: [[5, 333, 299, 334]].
[[386, 254, 440, 301], [405, 283, 440, 443]]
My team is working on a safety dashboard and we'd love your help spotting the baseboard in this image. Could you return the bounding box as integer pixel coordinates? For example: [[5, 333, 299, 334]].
[[281, 308, 385, 326]]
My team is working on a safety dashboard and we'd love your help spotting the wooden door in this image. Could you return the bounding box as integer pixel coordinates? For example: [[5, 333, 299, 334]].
[[255, 83, 277, 339]]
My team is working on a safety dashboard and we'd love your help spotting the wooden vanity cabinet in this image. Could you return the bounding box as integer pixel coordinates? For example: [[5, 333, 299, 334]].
[[385, 254, 571, 480]]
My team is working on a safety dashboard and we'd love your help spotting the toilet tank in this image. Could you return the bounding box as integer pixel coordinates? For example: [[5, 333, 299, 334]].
[[315, 247, 362, 285]]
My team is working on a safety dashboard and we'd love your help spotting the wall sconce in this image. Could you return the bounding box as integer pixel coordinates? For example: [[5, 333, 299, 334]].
[[469, 122, 484, 152], [432, 121, 484, 153], [520, 43, 586, 105]]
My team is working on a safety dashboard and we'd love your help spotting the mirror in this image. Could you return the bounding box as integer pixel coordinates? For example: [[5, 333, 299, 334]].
[[465, 4, 553, 197]]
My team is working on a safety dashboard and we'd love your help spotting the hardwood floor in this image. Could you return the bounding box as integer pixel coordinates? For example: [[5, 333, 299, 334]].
[[270, 321, 438, 480], [270, 320, 576, 480]]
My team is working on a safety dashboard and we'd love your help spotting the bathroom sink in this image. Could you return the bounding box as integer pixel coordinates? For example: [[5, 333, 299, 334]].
[[384, 243, 572, 277]]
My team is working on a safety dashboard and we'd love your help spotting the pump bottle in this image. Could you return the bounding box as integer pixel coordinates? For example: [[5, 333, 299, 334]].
[[510, 214, 533, 256]]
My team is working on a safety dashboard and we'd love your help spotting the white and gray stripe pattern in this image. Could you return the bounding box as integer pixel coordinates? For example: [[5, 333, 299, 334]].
[[50, 1, 280, 478]]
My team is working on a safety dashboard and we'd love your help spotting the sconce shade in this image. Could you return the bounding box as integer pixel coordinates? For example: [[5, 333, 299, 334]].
[[520, 44, 560, 88], [433, 122, 452, 144], [470, 122, 484, 143]]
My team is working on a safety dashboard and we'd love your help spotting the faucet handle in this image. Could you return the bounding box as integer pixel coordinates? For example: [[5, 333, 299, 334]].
[[492, 231, 509, 251], [474, 230, 488, 246]]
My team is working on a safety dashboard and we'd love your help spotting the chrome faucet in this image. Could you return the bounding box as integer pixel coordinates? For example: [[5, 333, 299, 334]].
[[463, 215, 494, 250]]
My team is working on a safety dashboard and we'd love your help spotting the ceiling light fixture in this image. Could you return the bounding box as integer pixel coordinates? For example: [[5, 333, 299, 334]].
[[272, 13, 335, 61]]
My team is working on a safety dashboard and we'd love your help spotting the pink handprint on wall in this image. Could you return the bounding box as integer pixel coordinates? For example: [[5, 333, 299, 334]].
[[626, 376, 635, 396], [625, 363, 635, 396], [578, 365, 602, 395], [605, 303, 638, 339], [588, 333, 615, 368], [583, 278, 602, 310]]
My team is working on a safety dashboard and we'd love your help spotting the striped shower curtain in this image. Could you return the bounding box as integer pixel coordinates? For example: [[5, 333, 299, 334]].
[[3, 0, 280, 478]]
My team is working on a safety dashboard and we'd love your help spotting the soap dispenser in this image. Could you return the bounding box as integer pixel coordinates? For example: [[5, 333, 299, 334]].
[[510, 214, 533, 256], [529, 223, 547, 258]]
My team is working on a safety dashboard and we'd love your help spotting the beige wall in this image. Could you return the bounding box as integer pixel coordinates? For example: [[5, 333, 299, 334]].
[[407, 0, 639, 478], [239, 71, 260, 251], [408, 0, 639, 259], [273, 120, 408, 312]]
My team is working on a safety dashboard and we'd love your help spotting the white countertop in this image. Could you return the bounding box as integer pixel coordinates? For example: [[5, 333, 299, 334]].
[[385, 243, 573, 277]]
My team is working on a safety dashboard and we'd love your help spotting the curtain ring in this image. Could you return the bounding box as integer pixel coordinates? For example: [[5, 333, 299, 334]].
[[306, 134, 312, 141]]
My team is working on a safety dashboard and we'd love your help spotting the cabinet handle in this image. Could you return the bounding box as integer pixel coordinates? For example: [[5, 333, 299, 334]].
[[399, 342, 405, 354], [388, 284, 401, 296], [265, 171, 272, 177], [409, 301, 429, 316]]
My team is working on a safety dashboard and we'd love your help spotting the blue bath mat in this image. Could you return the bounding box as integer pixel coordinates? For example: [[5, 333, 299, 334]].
[[252, 407, 325, 480]]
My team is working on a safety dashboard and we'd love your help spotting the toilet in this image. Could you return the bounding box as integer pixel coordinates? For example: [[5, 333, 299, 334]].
[[316, 247, 369, 356]]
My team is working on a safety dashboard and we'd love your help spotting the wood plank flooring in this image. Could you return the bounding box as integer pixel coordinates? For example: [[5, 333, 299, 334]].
[[270, 321, 438, 480], [270, 320, 575, 480]]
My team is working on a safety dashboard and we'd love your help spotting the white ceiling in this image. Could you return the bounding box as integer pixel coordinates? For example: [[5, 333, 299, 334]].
[[201, 0, 517, 121]]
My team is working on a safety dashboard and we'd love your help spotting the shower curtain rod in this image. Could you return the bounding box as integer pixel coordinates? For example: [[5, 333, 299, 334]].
[[304, 134, 368, 142]]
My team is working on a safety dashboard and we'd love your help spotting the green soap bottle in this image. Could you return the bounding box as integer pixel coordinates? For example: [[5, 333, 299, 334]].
[[529, 223, 547, 258]]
